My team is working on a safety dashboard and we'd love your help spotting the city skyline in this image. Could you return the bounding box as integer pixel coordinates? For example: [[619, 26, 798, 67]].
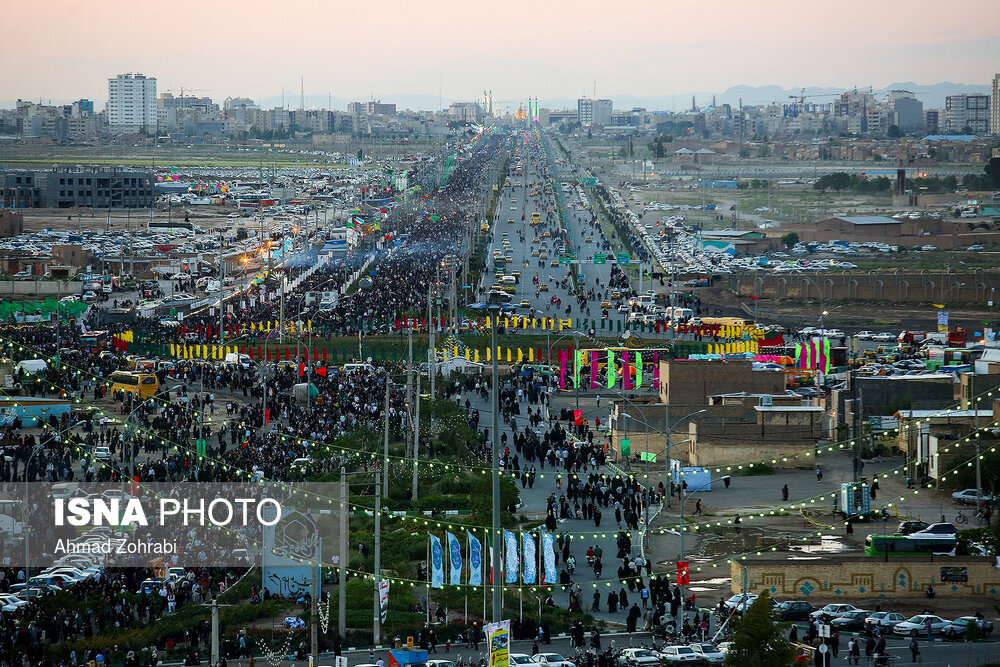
[[3, 0, 998, 108]]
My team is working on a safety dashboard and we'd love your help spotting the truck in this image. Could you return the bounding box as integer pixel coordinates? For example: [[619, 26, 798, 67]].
[[897, 330, 948, 346]]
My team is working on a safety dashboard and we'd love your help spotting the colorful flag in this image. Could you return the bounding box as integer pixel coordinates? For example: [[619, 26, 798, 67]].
[[468, 531, 483, 585], [635, 352, 643, 387], [522, 532, 537, 585], [503, 530, 519, 584], [541, 532, 556, 584], [606, 349, 615, 388], [378, 579, 390, 622], [429, 534, 444, 589], [446, 531, 462, 586]]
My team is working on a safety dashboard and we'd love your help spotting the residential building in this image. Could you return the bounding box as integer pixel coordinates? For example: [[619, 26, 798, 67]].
[[348, 101, 397, 116], [993, 74, 1000, 136], [107, 73, 157, 134], [945, 94, 990, 134], [1, 168, 154, 209], [577, 98, 612, 126], [924, 109, 941, 133]]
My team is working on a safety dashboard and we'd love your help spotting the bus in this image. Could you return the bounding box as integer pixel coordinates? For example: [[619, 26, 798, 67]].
[[530, 212, 541, 225], [699, 317, 750, 328], [108, 371, 159, 400], [80, 330, 110, 352], [500, 276, 517, 294], [864, 534, 956, 557]]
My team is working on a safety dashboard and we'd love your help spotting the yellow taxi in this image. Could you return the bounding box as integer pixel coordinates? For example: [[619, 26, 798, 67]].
[[550, 260, 559, 267], [539, 252, 549, 259], [539, 284, 549, 292], [531, 249, 539, 256], [601, 300, 612, 308]]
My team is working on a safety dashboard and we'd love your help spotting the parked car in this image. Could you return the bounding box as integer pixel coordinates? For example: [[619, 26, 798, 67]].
[[656, 646, 700, 664], [510, 654, 536, 667], [942, 616, 993, 640], [810, 604, 860, 622], [892, 615, 951, 637], [831, 610, 873, 631], [617, 649, 660, 667], [912, 523, 956, 536], [952, 489, 997, 505], [865, 612, 907, 632], [532, 654, 574, 667], [687, 643, 725, 664], [777, 600, 817, 621], [895, 520, 930, 535]]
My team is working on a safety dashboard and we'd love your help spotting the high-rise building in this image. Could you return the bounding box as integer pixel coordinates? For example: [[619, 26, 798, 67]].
[[577, 98, 612, 126], [992, 74, 1000, 136], [883, 90, 923, 132], [107, 73, 157, 134], [945, 94, 990, 134]]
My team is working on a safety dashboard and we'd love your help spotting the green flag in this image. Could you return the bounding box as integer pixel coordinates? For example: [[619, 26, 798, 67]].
[[620, 438, 631, 457], [573, 350, 582, 389], [196, 439, 207, 459], [607, 350, 615, 388], [635, 352, 643, 387], [640, 451, 656, 462]]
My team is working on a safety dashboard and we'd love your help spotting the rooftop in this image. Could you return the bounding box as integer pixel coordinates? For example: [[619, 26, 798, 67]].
[[837, 216, 901, 226]]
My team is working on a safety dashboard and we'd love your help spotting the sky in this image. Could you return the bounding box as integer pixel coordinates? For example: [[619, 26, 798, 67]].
[[3, 0, 998, 110]]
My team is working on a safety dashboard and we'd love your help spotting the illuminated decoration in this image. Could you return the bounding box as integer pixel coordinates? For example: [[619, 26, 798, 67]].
[[514, 104, 527, 121]]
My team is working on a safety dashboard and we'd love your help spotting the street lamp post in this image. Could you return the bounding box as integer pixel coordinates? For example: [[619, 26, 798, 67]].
[[488, 299, 502, 622], [677, 474, 730, 625], [665, 409, 707, 507], [23, 444, 43, 575]]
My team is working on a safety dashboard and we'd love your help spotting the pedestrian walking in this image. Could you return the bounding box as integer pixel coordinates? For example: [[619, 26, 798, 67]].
[[782, 484, 789, 501], [909, 637, 920, 662], [815, 466, 823, 481]]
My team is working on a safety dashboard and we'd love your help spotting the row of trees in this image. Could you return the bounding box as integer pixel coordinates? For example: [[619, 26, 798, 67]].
[[815, 161, 1000, 194]]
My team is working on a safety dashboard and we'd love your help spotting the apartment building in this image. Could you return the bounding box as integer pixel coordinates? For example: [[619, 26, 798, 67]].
[[107, 73, 157, 134]]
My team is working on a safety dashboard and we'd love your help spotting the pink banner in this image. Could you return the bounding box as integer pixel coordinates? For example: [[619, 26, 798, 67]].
[[623, 350, 632, 390], [653, 352, 660, 382], [591, 351, 599, 388], [559, 349, 567, 389]]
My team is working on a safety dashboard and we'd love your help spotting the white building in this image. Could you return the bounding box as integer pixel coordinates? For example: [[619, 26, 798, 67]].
[[577, 98, 612, 126], [992, 74, 1000, 137], [107, 73, 157, 134], [945, 94, 990, 135]]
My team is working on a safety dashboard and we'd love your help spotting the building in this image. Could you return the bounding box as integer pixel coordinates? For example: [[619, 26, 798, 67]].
[[993, 74, 1000, 136], [577, 98, 612, 126], [924, 109, 941, 133], [883, 90, 923, 132], [945, 94, 990, 134], [107, 73, 157, 134], [348, 101, 397, 116], [0, 168, 154, 209]]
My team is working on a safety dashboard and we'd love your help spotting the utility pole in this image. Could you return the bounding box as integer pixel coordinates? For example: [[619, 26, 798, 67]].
[[311, 551, 319, 663], [218, 229, 225, 345], [383, 377, 390, 498], [489, 305, 501, 621], [338, 467, 347, 636], [413, 372, 421, 500], [374, 471, 382, 644], [210, 599, 219, 666], [428, 282, 436, 404]]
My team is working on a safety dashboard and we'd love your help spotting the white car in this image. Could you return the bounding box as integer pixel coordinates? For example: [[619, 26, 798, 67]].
[[510, 654, 535, 667], [952, 489, 997, 504], [892, 614, 950, 637], [872, 332, 895, 342], [855, 331, 876, 340], [532, 654, 574, 667], [722, 593, 758, 612], [810, 603, 860, 621], [657, 646, 699, 664], [688, 643, 725, 664], [93, 446, 111, 460], [618, 649, 660, 667]]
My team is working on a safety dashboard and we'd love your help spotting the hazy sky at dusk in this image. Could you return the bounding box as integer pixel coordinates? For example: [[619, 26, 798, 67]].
[[3, 0, 998, 109]]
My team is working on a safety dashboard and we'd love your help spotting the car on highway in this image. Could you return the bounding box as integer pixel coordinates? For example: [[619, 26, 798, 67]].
[[892, 614, 951, 637], [600, 301, 612, 308], [864, 611, 907, 632], [539, 284, 548, 292], [830, 609, 873, 631], [776, 600, 816, 621], [952, 489, 997, 504], [942, 616, 993, 640], [519, 300, 531, 308], [810, 603, 860, 622]]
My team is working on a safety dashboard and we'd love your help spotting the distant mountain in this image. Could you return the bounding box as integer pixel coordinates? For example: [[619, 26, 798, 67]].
[[712, 82, 990, 109]]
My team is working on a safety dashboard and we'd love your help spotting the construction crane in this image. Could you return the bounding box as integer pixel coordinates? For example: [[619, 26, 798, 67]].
[[788, 88, 840, 108]]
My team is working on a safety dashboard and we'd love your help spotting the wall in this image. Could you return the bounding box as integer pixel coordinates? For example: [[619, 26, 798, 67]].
[[0, 280, 75, 296], [658, 359, 785, 409], [735, 557, 1000, 599], [733, 270, 999, 306], [687, 421, 817, 468]]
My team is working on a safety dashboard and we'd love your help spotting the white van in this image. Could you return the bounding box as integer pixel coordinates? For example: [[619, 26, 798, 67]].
[[51, 482, 80, 501], [15, 360, 48, 374], [342, 363, 375, 374], [224, 353, 252, 369]]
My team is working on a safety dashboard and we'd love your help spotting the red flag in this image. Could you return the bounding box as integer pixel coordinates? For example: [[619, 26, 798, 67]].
[[322, 348, 327, 363], [258, 346, 263, 359], [131, 476, 139, 496], [313, 349, 319, 363], [248, 348, 255, 360], [284, 348, 289, 361], [573, 410, 582, 425], [264, 409, 270, 426], [298, 363, 305, 377], [676, 561, 690, 585], [266, 348, 271, 361], [315, 366, 327, 377]]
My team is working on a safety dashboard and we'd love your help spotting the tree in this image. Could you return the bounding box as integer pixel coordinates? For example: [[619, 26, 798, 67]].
[[738, 147, 750, 159], [983, 157, 1000, 189], [887, 124, 902, 138], [781, 232, 799, 249], [814, 172, 854, 193], [724, 592, 795, 667], [235, 227, 249, 241]]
